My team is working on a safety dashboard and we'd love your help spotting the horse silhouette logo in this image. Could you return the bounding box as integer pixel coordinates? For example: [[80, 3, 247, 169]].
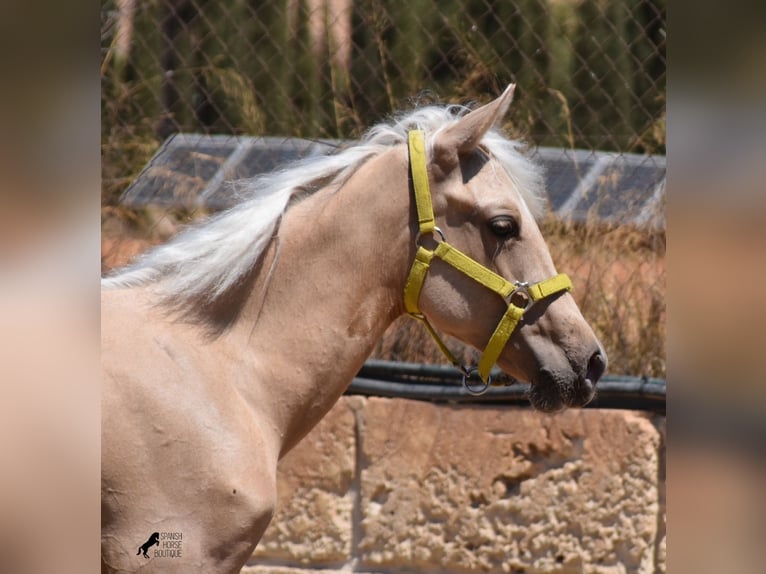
[[137, 532, 160, 558]]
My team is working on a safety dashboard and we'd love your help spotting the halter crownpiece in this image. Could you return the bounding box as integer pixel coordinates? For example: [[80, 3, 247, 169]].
[[403, 129, 573, 395]]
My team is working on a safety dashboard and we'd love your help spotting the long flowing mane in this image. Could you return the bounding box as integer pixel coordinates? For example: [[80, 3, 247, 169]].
[[102, 103, 546, 312]]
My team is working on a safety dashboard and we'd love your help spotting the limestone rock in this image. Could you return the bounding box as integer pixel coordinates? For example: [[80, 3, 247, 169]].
[[252, 399, 357, 565], [356, 398, 662, 574], [241, 567, 353, 574], [241, 567, 352, 574], [247, 396, 664, 574]]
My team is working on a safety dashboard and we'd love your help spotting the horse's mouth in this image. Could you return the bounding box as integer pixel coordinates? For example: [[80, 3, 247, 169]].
[[528, 372, 597, 413], [527, 350, 606, 412]]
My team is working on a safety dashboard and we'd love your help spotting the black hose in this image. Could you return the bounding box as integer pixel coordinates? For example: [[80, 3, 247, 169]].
[[348, 360, 665, 413]]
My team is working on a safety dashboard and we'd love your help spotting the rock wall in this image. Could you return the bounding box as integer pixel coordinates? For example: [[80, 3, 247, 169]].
[[242, 397, 666, 574]]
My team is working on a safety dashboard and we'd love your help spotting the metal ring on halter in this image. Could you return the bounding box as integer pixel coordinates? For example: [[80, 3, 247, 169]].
[[461, 366, 491, 396], [505, 280, 535, 311], [415, 226, 446, 248]]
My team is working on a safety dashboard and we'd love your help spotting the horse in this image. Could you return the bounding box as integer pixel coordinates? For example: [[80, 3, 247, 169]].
[[137, 532, 160, 558], [101, 84, 607, 573]]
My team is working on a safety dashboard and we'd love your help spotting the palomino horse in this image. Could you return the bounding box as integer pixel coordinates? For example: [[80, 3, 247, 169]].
[[101, 85, 606, 572]]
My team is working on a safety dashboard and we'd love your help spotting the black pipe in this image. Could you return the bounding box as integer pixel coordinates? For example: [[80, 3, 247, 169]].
[[348, 360, 665, 413]]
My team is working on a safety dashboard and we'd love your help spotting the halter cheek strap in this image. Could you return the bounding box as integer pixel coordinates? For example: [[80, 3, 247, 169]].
[[404, 129, 572, 395]]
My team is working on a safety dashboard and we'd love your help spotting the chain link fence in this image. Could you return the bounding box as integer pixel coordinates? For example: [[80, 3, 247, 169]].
[[100, 0, 666, 378], [101, 0, 665, 199]]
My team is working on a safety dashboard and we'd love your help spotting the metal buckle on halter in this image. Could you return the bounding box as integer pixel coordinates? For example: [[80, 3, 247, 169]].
[[415, 226, 446, 248], [461, 366, 492, 396], [505, 280, 535, 311]]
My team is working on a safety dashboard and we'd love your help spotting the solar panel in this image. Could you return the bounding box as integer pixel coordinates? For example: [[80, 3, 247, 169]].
[[120, 134, 665, 228], [530, 148, 600, 213], [532, 149, 666, 227], [122, 134, 235, 208]]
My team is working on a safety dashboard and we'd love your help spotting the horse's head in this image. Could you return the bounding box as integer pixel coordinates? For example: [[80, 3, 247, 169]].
[[408, 85, 606, 411]]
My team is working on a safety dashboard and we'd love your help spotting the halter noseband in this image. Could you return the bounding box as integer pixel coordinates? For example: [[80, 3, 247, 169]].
[[403, 129, 572, 395]]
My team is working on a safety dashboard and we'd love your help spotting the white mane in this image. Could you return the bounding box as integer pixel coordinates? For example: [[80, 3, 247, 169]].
[[102, 104, 546, 310]]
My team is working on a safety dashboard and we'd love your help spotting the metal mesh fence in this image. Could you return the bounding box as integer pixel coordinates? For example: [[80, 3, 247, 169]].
[[100, 0, 666, 379], [101, 0, 665, 201]]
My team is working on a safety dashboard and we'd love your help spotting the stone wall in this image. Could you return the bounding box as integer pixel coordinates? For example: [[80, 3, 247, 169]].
[[242, 397, 666, 574]]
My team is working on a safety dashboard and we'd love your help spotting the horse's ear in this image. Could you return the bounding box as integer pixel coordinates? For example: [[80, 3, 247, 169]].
[[432, 84, 515, 171]]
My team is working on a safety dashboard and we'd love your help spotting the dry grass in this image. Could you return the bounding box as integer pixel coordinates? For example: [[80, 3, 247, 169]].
[[539, 217, 666, 378]]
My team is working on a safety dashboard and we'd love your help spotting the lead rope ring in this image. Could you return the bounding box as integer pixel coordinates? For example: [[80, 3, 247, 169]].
[[461, 366, 492, 395]]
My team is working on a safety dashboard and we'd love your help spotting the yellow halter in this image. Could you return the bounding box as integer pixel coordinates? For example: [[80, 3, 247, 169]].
[[404, 129, 573, 395]]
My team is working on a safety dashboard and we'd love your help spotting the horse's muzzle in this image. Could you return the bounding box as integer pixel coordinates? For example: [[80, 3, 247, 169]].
[[529, 350, 606, 412]]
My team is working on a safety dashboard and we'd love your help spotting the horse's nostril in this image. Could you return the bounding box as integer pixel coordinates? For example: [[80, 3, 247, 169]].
[[586, 351, 607, 384]]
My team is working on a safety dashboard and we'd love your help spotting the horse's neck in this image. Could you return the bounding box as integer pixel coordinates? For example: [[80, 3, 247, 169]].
[[232, 147, 411, 455]]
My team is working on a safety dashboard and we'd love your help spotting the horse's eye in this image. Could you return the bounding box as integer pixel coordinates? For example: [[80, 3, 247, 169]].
[[488, 216, 519, 239]]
